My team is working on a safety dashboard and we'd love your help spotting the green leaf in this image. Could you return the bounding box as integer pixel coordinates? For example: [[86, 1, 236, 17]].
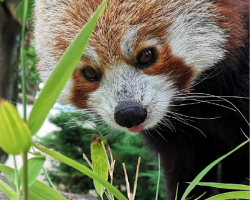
[[18, 156, 46, 189], [17, 0, 34, 20], [0, 99, 31, 155], [194, 182, 250, 191], [28, 179, 67, 200], [91, 137, 109, 199], [105, 191, 114, 200], [0, 180, 17, 200], [181, 139, 250, 200], [0, 164, 67, 200], [28, 0, 109, 135], [0, 164, 16, 188], [206, 191, 250, 200], [32, 141, 128, 200], [155, 153, 160, 200]]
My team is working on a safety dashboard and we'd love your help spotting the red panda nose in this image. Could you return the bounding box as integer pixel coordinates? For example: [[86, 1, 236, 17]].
[[114, 101, 147, 128]]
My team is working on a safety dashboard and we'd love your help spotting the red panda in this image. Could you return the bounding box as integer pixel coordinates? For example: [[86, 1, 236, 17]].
[[34, 0, 249, 199]]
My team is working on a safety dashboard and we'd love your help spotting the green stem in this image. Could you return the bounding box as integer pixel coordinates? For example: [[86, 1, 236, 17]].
[[22, 153, 28, 200], [21, 0, 28, 121], [13, 156, 21, 200], [155, 153, 160, 200], [31, 146, 57, 191]]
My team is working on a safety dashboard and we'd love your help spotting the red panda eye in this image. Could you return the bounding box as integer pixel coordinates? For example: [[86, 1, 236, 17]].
[[81, 67, 99, 82], [137, 48, 156, 69]]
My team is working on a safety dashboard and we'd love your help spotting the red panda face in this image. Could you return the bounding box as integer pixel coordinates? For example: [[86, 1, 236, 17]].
[[35, 0, 246, 133]]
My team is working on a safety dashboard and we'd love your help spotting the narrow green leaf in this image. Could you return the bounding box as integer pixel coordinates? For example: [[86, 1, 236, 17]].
[[155, 153, 160, 200], [0, 180, 17, 200], [194, 182, 250, 191], [32, 141, 128, 200], [28, 179, 67, 200], [0, 164, 16, 188], [206, 191, 250, 200], [17, 0, 35, 20], [181, 139, 250, 200], [0, 99, 31, 155], [91, 137, 109, 199], [28, 0, 109, 135], [175, 183, 179, 200], [105, 191, 114, 200], [0, 164, 67, 200], [18, 156, 46, 189]]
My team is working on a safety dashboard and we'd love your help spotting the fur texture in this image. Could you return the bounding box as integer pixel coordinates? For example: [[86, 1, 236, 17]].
[[34, 0, 249, 199]]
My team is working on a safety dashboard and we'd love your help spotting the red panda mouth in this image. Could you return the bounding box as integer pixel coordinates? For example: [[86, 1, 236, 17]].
[[127, 124, 145, 133]]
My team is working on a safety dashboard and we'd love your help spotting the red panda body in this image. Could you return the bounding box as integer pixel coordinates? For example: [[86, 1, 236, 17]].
[[34, 0, 249, 199]]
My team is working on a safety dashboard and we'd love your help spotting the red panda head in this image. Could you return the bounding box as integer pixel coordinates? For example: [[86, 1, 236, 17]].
[[34, 0, 248, 132]]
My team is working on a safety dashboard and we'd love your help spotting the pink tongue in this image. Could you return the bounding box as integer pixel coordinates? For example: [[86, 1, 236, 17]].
[[127, 125, 145, 133]]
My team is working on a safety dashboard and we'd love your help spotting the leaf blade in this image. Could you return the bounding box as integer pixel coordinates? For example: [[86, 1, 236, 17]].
[[0, 180, 17, 200], [206, 191, 250, 200], [91, 137, 109, 199], [194, 182, 250, 191], [0, 164, 67, 200], [18, 156, 46, 189], [0, 99, 31, 155]]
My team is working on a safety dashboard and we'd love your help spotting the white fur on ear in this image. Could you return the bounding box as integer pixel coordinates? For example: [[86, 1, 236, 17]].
[[120, 25, 140, 59], [34, 0, 74, 104], [166, 0, 227, 72]]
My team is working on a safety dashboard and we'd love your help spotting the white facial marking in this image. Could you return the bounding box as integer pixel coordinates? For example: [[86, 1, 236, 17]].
[[121, 25, 140, 59], [166, 0, 227, 71], [88, 64, 176, 131], [143, 39, 160, 47], [83, 45, 100, 66]]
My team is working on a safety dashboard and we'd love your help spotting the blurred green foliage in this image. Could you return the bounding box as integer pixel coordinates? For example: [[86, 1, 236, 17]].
[[21, 43, 39, 85], [40, 111, 166, 200], [17, 0, 34, 20]]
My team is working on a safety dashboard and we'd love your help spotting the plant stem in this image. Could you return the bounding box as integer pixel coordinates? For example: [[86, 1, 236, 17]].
[[22, 153, 28, 200], [155, 153, 160, 200], [13, 156, 21, 200], [21, 0, 28, 121], [42, 166, 58, 191]]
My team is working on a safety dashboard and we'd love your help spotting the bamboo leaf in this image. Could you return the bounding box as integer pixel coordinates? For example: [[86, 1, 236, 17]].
[[181, 139, 250, 200], [194, 182, 250, 191], [0, 180, 17, 200], [0, 99, 31, 155], [18, 156, 46, 189], [17, 0, 35, 20], [28, 0, 109, 135], [0, 164, 67, 200], [155, 153, 160, 200], [0, 164, 16, 188], [28, 179, 67, 200], [32, 141, 128, 200], [105, 191, 114, 200], [91, 136, 109, 199], [206, 191, 250, 200]]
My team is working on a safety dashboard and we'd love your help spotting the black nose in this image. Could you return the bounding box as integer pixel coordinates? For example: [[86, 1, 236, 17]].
[[114, 101, 147, 128]]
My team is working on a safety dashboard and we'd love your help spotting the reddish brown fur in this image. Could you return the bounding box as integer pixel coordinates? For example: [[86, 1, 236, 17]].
[[71, 66, 100, 109], [42, 0, 248, 108], [143, 45, 195, 90], [213, 0, 249, 57]]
